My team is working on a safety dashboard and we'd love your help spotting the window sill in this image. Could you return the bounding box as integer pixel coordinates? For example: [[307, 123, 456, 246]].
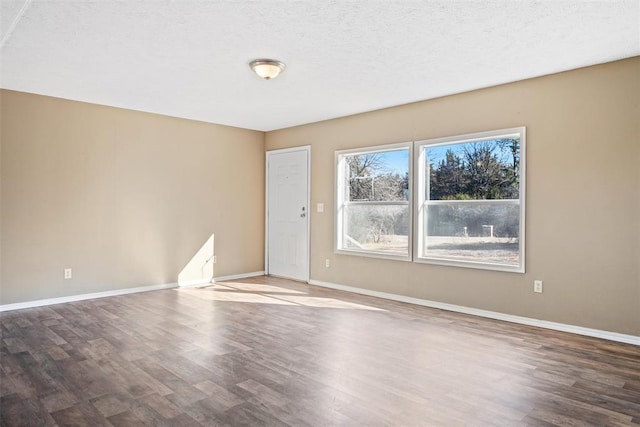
[[335, 248, 412, 262], [413, 256, 524, 273]]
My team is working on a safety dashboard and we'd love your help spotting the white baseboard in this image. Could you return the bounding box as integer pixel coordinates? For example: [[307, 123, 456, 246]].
[[214, 271, 265, 282], [0, 271, 267, 313], [0, 282, 178, 313], [309, 279, 640, 346], [178, 279, 213, 288]]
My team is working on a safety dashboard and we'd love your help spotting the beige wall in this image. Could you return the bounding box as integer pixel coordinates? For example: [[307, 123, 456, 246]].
[[1, 90, 265, 304], [0, 90, 3, 295], [2, 58, 639, 336], [266, 57, 640, 336]]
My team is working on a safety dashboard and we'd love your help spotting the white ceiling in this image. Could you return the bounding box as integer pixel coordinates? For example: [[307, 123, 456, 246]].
[[1, 1, 639, 131]]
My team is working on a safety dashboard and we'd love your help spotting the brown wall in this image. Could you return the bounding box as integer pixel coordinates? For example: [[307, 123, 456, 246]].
[[266, 57, 640, 336], [1, 90, 265, 304]]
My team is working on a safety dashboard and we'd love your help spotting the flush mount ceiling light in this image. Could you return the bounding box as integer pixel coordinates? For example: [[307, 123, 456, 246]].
[[249, 59, 286, 80]]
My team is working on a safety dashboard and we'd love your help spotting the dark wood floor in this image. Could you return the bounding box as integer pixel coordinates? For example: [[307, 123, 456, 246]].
[[1, 276, 639, 426]]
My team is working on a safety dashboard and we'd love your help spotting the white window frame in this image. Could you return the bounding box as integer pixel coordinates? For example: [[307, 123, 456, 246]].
[[414, 127, 526, 273], [335, 142, 413, 261]]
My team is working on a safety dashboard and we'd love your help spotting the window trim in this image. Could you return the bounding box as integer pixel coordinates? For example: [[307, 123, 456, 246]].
[[413, 127, 526, 273], [334, 142, 413, 261]]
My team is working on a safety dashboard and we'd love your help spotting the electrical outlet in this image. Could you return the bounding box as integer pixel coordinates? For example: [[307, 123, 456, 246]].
[[534, 280, 543, 293], [317, 203, 325, 213], [64, 268, 72, 279], [212, 255, 217, 264], [325, 258, 331, 268]]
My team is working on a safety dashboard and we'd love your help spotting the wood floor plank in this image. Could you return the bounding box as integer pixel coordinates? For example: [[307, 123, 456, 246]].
[[1, 394, 56, 426], [1, 275, 639, 426], [107, 410, 148, 427]]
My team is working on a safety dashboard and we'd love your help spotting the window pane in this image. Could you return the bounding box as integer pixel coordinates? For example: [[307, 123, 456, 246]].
[[426, 138, 520, 200], [336, 144, 412, 259], [424, 201, 519, 266], [345, 150, 409, 202], [344, 204, 409, 255]]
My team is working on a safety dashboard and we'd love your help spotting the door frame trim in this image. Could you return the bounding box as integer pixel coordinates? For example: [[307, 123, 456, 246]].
[[265, 145, 311, 283]]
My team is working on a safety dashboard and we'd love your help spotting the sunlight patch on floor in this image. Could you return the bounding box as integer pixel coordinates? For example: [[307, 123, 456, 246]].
[[176, 287, 295, 305], [217, 282, 306, 295], [273, 295, 385, 311], [175, 282, 385, 311]]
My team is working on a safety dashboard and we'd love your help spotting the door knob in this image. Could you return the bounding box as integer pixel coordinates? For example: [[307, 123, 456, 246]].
[[300, 212, 306, 218]]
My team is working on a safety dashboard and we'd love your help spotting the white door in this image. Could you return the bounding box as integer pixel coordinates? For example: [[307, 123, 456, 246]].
[[266, 147, 309, 282]]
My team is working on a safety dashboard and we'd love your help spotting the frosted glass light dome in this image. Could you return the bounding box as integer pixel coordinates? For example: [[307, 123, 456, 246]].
[[250, 59, 286, 80]]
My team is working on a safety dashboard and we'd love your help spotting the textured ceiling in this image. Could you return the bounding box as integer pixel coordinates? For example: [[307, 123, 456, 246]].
[[1, 0, 639, 131]]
